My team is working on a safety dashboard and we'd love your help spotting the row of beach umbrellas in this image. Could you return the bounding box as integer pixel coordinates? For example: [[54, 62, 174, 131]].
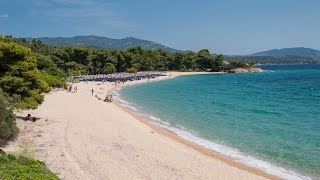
[[71, 72, 166, 82]]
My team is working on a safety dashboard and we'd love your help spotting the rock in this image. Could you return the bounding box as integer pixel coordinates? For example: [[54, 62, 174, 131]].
[[229, 67, 267, 73]]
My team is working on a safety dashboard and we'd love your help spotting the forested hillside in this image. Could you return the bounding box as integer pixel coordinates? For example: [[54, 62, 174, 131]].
[[27, 35, 181, 53], [225, 55, 320, 64], [251, 47, 320, 58]]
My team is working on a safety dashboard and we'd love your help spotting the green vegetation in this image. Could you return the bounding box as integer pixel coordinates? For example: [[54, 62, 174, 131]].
[[251, 47, 320, 58], [225, 47, 320, 65], [0, 154, 58, 180], [27, 35, 181, 53], [0, 39, 50, 110], [0, 37, 62, 178], [3, 36, 254, 79], [225, 55, 320, 64], [228, 60, 255, 69], [0, 89, 19, 146]]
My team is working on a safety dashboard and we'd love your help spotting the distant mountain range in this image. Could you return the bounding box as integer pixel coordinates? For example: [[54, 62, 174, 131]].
[[26, 35, 181, 53], [251, 47, 320, 58], [225, 47, 320, 64], [25, 36, 320, 64]]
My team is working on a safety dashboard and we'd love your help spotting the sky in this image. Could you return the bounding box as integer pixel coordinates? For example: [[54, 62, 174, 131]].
[[0, 0, 320, 55]]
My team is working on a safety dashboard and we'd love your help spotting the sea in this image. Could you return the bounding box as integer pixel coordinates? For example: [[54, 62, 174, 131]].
[[115, 64, 320, 179]]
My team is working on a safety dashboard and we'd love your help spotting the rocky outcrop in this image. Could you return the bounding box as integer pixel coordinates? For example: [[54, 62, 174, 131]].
[[228, 67, 267, 73]]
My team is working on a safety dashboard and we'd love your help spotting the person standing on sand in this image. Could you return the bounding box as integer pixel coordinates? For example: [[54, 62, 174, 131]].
[[68, 84, 73, 93], [91, 89, 94, 96]]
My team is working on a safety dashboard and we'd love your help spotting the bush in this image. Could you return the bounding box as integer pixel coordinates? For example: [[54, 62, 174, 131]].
[[0, 154, 58, 180], [41, 73, 66, 88], [0, 89, 19, 146], [127, 67, 138, 73], [228, 60, 252, 69]]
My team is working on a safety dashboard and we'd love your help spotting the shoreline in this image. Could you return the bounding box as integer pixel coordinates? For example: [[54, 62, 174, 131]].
[[112, 101, 281, 180], [111, 72, 310, 180], [2, 71, 305, 179]]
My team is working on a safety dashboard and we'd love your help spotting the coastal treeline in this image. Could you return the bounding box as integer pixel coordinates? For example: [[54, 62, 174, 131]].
[[7, 36, 254, 76]]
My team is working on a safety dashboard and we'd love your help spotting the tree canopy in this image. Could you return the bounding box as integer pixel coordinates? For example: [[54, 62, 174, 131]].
[[0, 39, 49, 109], [0, 88, 19, 146]]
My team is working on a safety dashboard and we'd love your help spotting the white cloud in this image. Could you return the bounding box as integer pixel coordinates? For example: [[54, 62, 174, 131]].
[[0, 14, 8, 18]]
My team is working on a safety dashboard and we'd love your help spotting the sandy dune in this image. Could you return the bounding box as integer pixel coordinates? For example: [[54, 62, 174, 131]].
[[4, 72, 277, 180]]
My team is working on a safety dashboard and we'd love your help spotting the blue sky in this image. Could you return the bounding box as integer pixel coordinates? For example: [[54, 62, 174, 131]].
[[0, 0, 319, 55]]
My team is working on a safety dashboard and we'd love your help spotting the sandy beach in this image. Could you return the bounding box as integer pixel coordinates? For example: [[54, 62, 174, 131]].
[[4, 72, 279, 180]]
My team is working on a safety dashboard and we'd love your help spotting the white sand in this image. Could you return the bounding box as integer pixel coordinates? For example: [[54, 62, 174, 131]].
[[4, 72, 278, 180]]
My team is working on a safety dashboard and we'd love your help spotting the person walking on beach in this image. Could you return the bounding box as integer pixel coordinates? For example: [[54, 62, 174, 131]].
[[91, 89, 94, 96], [68, 84, 73, 93], [74, 86, 77, 93]]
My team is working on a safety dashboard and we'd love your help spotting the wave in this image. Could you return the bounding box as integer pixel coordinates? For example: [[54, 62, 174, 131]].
[[114, 93, 311, 180]]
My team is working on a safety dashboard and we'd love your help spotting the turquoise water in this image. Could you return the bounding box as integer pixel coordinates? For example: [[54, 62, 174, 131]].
[[118, 64, 320, 179]]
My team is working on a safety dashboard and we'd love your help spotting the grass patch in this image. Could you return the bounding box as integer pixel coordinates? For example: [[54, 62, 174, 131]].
[[0, 154, 58, 180], [14, 140, 36, 159]]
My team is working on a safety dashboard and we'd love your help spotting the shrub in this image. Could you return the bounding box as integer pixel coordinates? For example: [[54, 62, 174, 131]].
[[127, 67, 138, 73], [41, 73, 66, 88], [0, 89, 19, 146], [0, 154, 58, 180]]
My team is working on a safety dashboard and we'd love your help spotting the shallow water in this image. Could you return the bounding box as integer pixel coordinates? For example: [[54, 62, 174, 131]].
[[119, 64, 320, 179]]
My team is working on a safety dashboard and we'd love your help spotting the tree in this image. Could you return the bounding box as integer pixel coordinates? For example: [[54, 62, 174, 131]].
[[196, 49, 213, 70], [104, 63, 116, 74], [36, 54, 65, 78], [63, 61, 88, 76], [0, 41, 49, 110], [183, 51, 197, 70], [115, 51, 127, 72], [0, 40, 32, 76], [211, 54, 224, 72], [168, 53, 183, 70], [0, 88, 19, 146], [70, 47, 92, 66], [30, 39, 54, 55]]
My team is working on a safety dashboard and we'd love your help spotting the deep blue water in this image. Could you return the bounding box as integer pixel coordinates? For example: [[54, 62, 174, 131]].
[[119, 64, 320, 179]]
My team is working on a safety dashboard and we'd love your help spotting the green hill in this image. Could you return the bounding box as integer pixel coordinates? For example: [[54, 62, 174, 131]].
[[26, 35, 181, 53], [251, 47, 320, 58]]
